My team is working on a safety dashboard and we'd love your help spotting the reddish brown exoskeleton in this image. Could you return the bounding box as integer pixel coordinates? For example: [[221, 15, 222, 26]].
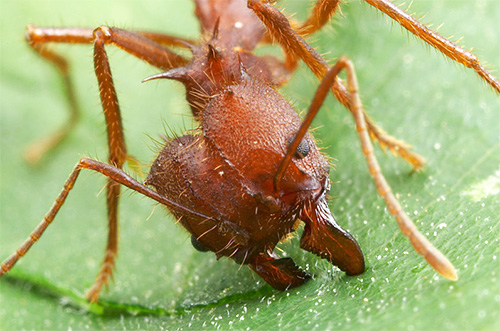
[[1, 0, 499, 303]]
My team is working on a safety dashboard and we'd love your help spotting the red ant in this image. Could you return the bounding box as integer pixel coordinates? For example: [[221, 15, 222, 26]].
[[1, 0, 499, 304]]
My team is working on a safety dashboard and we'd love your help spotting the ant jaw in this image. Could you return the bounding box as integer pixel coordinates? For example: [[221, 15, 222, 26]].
[[299, 196, 365, 276]]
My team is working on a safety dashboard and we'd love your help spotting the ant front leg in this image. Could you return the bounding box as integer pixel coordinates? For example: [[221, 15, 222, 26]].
[[90, 26, 189, 302], [277, 56, 457, 281], [335, 57, 457, 280], [24, 25, 190, 301]]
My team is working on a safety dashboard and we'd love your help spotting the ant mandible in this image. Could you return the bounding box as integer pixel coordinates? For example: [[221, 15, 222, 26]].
[[1, 0, 499, 303]]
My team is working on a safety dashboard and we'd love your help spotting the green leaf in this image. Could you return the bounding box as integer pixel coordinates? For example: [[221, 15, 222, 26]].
[[1, 0, 498, 330]]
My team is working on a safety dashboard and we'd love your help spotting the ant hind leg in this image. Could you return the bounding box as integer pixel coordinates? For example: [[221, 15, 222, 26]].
[[364, 0, 500, 94], [24, 41, 81, 165]]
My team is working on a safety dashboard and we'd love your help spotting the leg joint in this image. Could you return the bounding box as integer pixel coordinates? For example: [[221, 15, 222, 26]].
[[93, 26, 113, 43], [362, 147, 373, 155], [30, 233, 40, 242]]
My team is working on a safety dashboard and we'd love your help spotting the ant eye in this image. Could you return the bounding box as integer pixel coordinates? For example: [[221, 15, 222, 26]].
[[191, 235, 210, 252], [288, 136, 309, 159]]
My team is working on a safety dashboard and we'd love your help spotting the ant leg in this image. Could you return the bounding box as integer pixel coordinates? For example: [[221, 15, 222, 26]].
[[263, 0, 342, 71], [27, 26, 189, 70], [261, 0, 340, 41], [277, 56, 457, 281], [249, 0, 425, 170], [247, 250, 310, 290], [267, 0, 424, 170], [338, 58, 457, 280], [297, 0, 341, 36], [135, 31, 196, 49], [0, 158, 217, 293], [364, 0, 500, 94], [24, 25, 190, 301], [24, 41, 81, 165], [24, 26, 190, 164], [89, 29, 122, 301], [88, 26, 189, 301], [365, 117, 426, 170]]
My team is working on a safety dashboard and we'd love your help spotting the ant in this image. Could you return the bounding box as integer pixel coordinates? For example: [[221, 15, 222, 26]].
[[1, 0, 499, 305]]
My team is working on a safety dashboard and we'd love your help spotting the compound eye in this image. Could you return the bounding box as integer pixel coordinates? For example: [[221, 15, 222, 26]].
[[288, 136, 310, 159], [191, 235, 210, 252]]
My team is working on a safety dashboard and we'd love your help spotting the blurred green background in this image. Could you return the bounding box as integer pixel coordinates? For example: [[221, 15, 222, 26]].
[[1, 0, 499, 330]]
